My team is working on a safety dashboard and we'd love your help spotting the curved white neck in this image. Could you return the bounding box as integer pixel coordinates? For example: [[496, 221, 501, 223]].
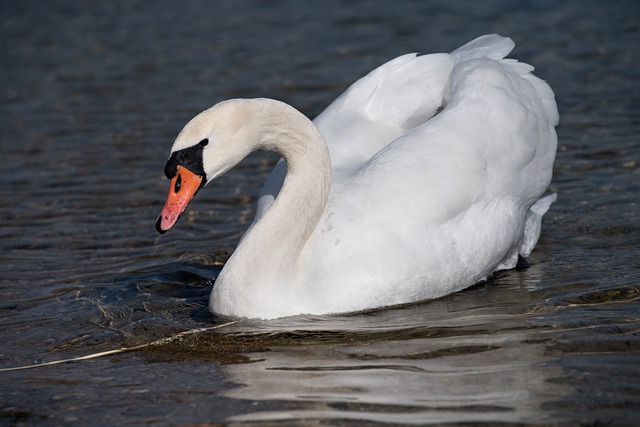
[[211, 100, 331, 317]]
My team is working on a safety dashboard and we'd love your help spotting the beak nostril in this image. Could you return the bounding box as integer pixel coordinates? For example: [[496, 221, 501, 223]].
[[174, 173, 182, 193]]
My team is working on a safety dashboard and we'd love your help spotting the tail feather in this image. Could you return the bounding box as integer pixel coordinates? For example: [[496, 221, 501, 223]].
[[451, 34, 515, 61], [519, 193, 557, 257]]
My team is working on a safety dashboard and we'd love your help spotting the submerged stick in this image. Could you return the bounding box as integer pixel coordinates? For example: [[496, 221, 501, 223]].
[[0, 320, 238, 372]]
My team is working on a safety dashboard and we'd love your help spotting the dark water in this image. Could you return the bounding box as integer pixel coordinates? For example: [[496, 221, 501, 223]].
[[1, 0, 639, 425]]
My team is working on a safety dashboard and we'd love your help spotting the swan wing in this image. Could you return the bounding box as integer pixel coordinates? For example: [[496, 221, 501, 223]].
[[258, 49, 455, 216], [316, 34, 520, 170], [303, 35, 557, 308], [332, 34, 557, 227], [314, 52, 454, 169]]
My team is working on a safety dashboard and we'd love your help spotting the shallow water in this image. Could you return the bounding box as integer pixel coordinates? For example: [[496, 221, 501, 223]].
[[1, 0, 639, 425]]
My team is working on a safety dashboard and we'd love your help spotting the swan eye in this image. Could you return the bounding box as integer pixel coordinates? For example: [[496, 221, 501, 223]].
[[200, 139, 209, 146], [174, 173, 182, 193]]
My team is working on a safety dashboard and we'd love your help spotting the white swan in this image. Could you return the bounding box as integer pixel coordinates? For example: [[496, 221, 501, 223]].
[[156, 34, 558, 319]]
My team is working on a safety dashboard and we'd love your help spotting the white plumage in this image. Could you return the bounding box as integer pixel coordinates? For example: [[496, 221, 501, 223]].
[[157, 35, 558, 319]]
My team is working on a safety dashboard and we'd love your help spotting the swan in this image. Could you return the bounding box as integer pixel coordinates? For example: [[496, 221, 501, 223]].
[[156, 34, 558, 319]]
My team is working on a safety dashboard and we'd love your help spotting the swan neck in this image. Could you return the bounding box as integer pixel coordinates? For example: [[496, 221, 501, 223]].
[[220, 100, 330, 296], [255, 100, 330, 256]]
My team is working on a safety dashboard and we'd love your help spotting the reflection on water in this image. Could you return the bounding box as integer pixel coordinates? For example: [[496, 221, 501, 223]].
[[1, 0, 640, 425], [220, 307, 567, 424], [223, 340, 564, 424]]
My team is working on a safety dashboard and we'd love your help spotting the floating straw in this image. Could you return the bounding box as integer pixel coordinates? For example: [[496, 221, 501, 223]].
[[0, 320, 238, 372]]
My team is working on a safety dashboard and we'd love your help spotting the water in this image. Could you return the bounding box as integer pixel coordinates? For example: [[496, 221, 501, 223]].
[[1, 0, 639, 425]]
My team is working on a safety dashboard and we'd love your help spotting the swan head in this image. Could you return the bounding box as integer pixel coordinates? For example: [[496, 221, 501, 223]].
[[156, 100, 258, 234]]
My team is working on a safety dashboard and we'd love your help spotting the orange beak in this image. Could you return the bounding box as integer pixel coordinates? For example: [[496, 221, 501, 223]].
[[156, 165, 204, 234]]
